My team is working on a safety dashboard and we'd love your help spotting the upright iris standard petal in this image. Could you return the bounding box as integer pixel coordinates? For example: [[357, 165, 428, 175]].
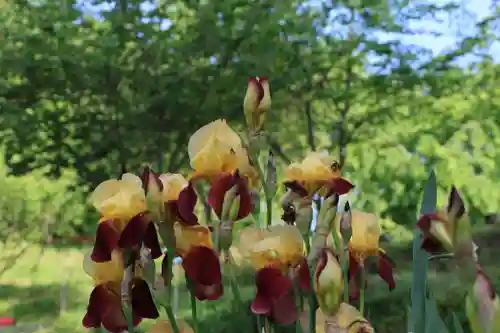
[[283, 152, 351, 197], [89, 173, 146, 221], [207, 171, 252, 221], [236, 225, 305, 271], [349, 210, 381, 261], [182, 246, 223, 301]]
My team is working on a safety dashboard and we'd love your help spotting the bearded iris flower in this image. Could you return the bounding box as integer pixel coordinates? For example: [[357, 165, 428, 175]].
[[348, 210, 395, 297], [417, 186, 475, 258], [82, 250, 159, 333], [187, 119, 258, 187], [89, 173, 162, 262], [284, 152, 352, 198]]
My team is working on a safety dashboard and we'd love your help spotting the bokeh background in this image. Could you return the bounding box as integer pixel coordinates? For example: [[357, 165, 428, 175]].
[[0, 0, 500, 332]]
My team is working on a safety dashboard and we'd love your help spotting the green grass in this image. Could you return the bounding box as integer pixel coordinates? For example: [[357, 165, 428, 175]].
[[1, 225, 500, 333]]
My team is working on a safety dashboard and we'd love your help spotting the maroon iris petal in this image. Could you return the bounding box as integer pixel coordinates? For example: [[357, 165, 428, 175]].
[[208, 173, 233, 218], [144, 223, 162, 259], [377, 252, 396, 290], [420, 237, 443, 253], [249, 77, 265, 101], [83, 285, 128, 333], [252, 267, 293, 315], [448, 186, 465, 219], [91, 220, 120, 262], [284, 181, 308, 197], [182, 246, 223, 301], [326, 178, 354, 196], [270, 293, 298, 325], [176, 183, 198, 225], [207, 171, 253, 220], [131, 278, 160, 319], [118, 213, 150, 249]]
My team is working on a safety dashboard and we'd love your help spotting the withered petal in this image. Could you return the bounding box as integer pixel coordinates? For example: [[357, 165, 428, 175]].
[[270, 293, 298, 326], [182, 246, 222, 285], [144, 222, 162, 259], [448, 186, 465, 219], [377, 252, 396, 290], [284, 181, 308, 197], [118, 213, 150, 249], [256, 267, 292, 300], [177, 183, 198, 225], [131, 278, 160, 319], [91, 220, 120, 262], [207, 172, 234, 218]]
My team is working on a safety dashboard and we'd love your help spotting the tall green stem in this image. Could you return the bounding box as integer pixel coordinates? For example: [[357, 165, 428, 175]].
[[164, 248, 181, 333], [190, 289, 199, 333], [359, 266, 366, 316]]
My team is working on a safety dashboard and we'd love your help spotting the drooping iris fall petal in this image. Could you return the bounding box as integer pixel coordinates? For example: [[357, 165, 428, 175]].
[[166, 182, 198, 225], [83, 284, 134, 333], [131, 278, 160, 319], [251, 267, 297, 324], [182, 246, 223, 301], [91, 220, 121, 262], [118, 213, 162, 259], [208, 170, 252, 220]]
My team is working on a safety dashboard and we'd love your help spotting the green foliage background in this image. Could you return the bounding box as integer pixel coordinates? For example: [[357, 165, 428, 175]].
[[0, 0, 500, 331]]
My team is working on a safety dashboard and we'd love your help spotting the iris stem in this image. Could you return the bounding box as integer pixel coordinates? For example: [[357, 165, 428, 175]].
[[265, 196, 272, 227], [304, 236, 316, 333], [227, 253, 242, 306], [164, 248, 181, 333], [359, 266, 366, 316], [189, 288, 199, 333]]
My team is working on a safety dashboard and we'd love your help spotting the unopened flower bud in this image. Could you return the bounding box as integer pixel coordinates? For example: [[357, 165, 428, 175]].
[[243, 77, 271, 134], [141, 166, 164, 222], [466, 267, 500, 333], [221, 185, 239, 222], [335, 302, 374, 333], [314, 249, 344, 316]]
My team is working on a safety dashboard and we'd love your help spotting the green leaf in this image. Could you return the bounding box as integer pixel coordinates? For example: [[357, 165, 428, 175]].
[[451, 312, 465, 333], [411, 170, 436, 333], [424, 294, 449, 333]]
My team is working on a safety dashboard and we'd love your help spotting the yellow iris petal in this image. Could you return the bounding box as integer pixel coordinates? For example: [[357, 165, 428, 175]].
[[174, 223, 213, 257], [83, 250, 124, 286]]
